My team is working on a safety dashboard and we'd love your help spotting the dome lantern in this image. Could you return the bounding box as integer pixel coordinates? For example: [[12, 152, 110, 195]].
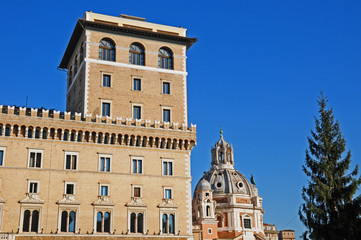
[[211, 132, 234, 169]]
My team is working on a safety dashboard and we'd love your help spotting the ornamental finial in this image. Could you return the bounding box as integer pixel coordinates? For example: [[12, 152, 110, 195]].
[[220, 126, 223, 137]]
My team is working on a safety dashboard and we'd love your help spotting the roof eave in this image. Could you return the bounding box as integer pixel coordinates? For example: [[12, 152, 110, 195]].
[[59, 20, 84, 69]]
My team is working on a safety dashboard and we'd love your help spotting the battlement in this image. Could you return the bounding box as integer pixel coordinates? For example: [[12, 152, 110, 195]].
[[0, 105, 196, 151], [0, 105, 196, 132]]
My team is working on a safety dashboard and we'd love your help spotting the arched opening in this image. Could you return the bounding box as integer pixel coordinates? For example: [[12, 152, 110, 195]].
[[99, 38, 115, 61], [22, 210, 31, 232], [129, 43, 145, 65], [158, 47, 173, 69]]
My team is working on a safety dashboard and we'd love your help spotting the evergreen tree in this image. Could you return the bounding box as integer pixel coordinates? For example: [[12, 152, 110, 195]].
[[299, 93, 361, 240]]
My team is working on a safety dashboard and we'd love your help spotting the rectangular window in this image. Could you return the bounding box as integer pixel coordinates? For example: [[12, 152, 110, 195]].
[[133, 78, 141, 91], [99, 155, 111, 172], [0, 147, 5, 166], [163, 109, 171, 122], [164, 189, 172, 199], [133, 186, 141, 198], [65, 152, 78, 170], [28, 181, 39, 193], [102, 102, 111, 117], [163, 161, 173, 176], [244, 219, 251, 229], [102, 74, 111, 87], [132, 159, 143, 174], [100, 185, 108, 196], [28, 149, 43, 168], [163, 82, 170, 94], [65, 183, 75, 195], [133, 106, 141, 119]]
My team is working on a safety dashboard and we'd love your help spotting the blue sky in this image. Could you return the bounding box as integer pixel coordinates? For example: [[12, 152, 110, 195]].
[[1, 0, 361, 238]]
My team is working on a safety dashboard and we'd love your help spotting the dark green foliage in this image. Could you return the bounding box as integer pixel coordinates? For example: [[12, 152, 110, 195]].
[[299, 93, 361, 240]]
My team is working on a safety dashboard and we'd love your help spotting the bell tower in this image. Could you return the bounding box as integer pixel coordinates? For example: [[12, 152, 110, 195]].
[[192, 179, 218, 240]]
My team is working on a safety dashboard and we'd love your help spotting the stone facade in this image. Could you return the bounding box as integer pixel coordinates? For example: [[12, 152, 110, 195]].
[[0, 12, 196, 240]]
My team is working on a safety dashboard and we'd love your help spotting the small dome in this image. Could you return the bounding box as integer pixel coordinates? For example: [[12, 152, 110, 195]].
[[195, 179, 211, 191]]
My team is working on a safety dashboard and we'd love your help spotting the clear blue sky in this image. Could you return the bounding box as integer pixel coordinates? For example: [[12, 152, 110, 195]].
[[1, 0, 361, 238]]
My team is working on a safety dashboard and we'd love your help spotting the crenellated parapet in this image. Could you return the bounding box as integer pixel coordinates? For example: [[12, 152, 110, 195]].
[[0, 105, 197, 151]]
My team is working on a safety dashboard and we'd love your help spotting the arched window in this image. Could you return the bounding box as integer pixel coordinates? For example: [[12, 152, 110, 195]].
[[35, 128, 40, 139], [130, 213, 136, 233], [96, 211, 111, 233], [61, 210, 76, 232], [162, 213, 175, 234], [70, 131, 75, 141], [31, 210, 39, 232], [158, 48, 173, 69], [42, 128, 48, 139], [22, 210, 39, 232], [169, 214, 175, 234], [61, 211, 68, 232], [137, 213, 143, 234], [5, 125, 10, 137], [206, 206, 210, 216], [162, 214, 167, 233], [69, 211, 76, 232], [22, 210, 31, 232], [97, 212, 103, 232], [129, 43, 145, 65], [130, 212, 143, 233], [104, 212, 111, 233], [99, 39, 115, 61]]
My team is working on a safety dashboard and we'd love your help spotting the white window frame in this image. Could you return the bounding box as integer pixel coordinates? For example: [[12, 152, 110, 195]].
[[130, 156, 144, 174], [101, 72, 112, 88], [161, 106, 172, 123], [163, 186, 173, 199], [0, 146, 6, 167], [127, 209, 146, 234], [162, 159, 174, 176], [161, 80, 171, 95], [98, 154, 112, 172], [64, 151, 79, 170], [93, 207, 114, 233], [159, 210, 177, 235], [28, 180, 40, 194], [99, 183, 110, 196], [242, 214, 252, 229], [101, 100, 112, 117], [132, 184, 142, 198], [57, 206, 79, 233], [27, 149, 44, 168], [207, 228, 212, 234], [131, 103, 143, 120], [131, 76, 142, 91], [64, 182, 76, 195], [19, 206, 43, 233]]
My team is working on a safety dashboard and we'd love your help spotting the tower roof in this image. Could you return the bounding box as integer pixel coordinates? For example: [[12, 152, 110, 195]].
[[195, 179, 212, 191], [211, 132, 234, 169]]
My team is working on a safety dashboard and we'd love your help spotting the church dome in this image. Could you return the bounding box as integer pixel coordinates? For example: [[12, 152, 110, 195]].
[[194, 132, 255, 195], [195, 179, 212, 191], [202, 168, 253, 195]]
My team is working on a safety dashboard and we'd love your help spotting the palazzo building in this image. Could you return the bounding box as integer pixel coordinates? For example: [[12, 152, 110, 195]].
[[192, 133, 266, 240], [0, 11, 196, 240]]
